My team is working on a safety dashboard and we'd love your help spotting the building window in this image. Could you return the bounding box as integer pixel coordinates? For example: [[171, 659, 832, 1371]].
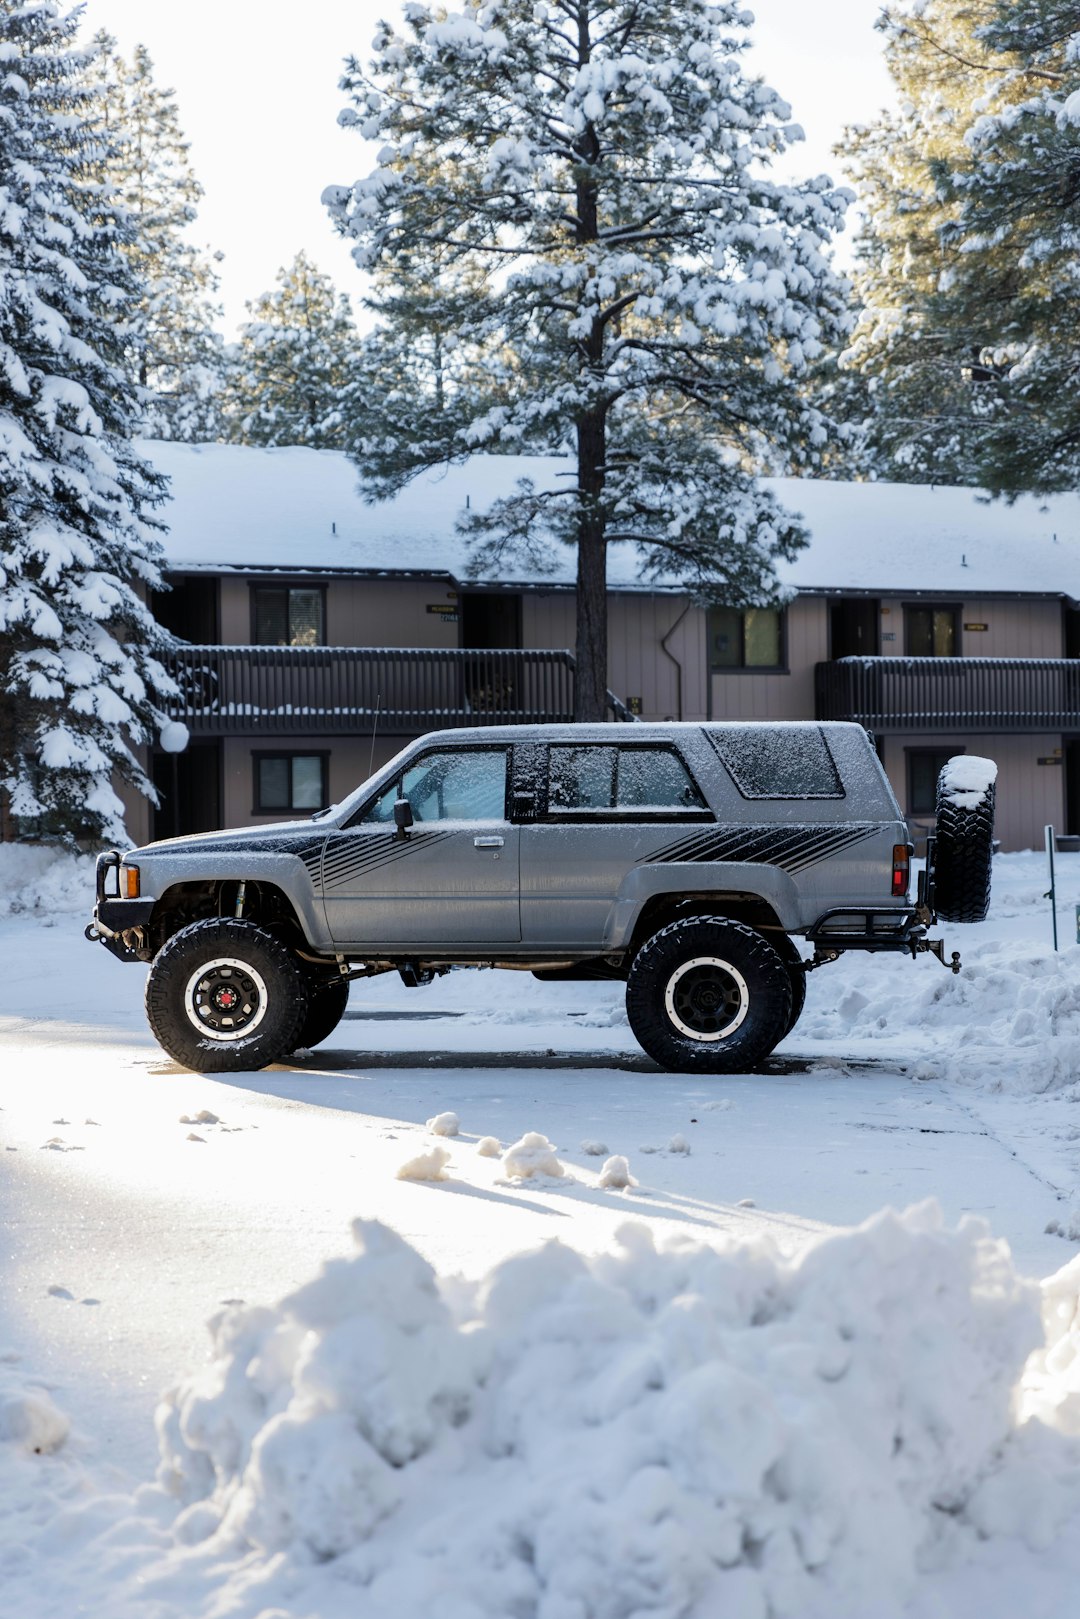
[[708, 606, 783, 670], [252, 585, 324, 647], [905, 604, 960, 658], [254, 753, 328, 815], [907, 748, 960, 817]]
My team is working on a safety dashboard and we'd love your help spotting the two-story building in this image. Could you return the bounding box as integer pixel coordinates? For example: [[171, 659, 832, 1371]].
[[129, 440, 1080, 852]]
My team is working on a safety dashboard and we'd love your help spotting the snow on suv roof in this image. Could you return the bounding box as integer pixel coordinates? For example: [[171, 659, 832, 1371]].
[[143, 440, 1080, 600]]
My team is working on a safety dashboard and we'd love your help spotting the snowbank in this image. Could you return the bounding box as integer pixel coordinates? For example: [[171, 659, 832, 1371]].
[[800, 851, 1080, 1094], [137, 1206, 1080, 1619], [0, 845, 96, 918]]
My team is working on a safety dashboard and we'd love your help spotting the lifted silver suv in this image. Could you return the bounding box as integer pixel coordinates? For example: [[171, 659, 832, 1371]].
[[87, 722, 995, 1075]]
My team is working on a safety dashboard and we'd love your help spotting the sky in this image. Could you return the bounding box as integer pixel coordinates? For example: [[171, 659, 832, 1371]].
[[81, 0, 897, 335]]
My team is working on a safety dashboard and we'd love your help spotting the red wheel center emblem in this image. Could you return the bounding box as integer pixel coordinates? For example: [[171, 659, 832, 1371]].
[[215, 987, 239, 1010]]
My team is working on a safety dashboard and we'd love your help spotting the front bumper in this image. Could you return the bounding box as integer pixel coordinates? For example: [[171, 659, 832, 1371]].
[[87, 850, 154, 960]]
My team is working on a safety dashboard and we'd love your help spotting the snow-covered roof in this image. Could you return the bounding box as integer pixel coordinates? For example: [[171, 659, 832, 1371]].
[[144, 441, 1080, 600]]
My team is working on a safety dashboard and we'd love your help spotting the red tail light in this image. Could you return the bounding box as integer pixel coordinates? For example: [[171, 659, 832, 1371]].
[[892, 844, 910, 898]]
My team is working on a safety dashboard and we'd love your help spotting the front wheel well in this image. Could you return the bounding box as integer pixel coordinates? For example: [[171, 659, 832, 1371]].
[[628, 892, 788, 960], [149, 880, 305, 954]]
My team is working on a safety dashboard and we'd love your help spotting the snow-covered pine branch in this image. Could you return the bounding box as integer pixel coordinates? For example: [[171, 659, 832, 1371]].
[[325, 0, 851, 718], [0, 0, 171, 843]]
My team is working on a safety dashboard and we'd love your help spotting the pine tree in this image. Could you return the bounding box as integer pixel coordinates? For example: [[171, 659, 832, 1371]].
[[87, 33, 225, 442], [224, 253, 360, 448], [839, 1, 1004, 484], [940, 0, 1080, 492], [325, 0, 851, 719], [0, 0, 169, 842], [841, 0, 1080, 494]]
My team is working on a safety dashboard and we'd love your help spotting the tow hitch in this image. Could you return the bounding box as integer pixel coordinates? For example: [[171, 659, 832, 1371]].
[[915, 937, 961, 973]]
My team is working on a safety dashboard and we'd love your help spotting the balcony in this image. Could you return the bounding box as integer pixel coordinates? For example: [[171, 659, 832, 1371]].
[[816, 656, 1080, 733], [162, 645, 633, 735]]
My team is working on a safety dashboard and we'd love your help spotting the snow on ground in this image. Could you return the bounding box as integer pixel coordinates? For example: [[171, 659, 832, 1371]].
[[3, 843, 1080, 1614]]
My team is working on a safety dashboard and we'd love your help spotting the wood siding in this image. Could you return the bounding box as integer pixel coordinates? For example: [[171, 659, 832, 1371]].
[[708, 597, 825, 722], [877, 596, 1064, 659]]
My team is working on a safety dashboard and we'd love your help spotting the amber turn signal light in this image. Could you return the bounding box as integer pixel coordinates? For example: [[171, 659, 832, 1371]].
[[124, 865, 140, 899], [891, 845, 910, 898]]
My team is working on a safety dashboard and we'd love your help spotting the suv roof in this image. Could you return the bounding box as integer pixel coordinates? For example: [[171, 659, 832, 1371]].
[[402, 720, 872, 748]]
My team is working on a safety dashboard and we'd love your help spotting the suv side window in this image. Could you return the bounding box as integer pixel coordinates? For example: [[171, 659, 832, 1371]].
[[547, 745, 705, 815], [549, 746, 616, 810], [357, 749, 509, 824], [617, 748, 705, 809]]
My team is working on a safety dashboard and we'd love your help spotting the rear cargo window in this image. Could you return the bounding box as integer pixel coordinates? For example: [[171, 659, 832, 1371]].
[[708, 726, 844, 800]]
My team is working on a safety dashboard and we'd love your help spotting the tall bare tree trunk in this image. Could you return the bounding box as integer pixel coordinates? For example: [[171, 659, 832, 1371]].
[[574, 410, 608, 720], [571, 5, 608, 723]]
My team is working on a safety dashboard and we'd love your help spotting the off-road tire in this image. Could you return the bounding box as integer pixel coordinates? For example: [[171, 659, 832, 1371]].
[[145, 918, 309, 1073], [292, 971, 350, 1051], [933, 769, 996, 925], [626, 916, 793, 1074], [783, 959, 807, 1039]]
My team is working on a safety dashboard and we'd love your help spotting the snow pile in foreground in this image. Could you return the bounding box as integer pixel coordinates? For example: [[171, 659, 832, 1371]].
[[138, 1206, 1080, 1619], [0, 845, 96, 918]]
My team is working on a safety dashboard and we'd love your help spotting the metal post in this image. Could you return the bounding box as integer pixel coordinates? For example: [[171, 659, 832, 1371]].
[[1046, 824, 1059, 951]]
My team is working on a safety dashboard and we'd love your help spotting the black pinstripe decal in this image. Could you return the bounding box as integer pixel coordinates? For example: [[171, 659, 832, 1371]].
[[320, 830, 457, 891], [641, 822, 880, 873]]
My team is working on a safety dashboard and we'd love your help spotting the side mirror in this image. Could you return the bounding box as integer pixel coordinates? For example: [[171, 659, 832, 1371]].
[[393, 798, 414, 839]]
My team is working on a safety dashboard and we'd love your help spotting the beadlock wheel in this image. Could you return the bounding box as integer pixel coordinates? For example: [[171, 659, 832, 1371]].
[[663, 956, 749, 1042], [183, 957, 269, 1042]]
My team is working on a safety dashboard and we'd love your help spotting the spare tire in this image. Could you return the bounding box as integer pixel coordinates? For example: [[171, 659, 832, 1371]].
[[932, 756, 997, 924]]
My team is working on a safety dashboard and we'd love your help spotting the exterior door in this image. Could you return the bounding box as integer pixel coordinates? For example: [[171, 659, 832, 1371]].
[[830, 599, 879, 658], [322, 744, 520, 947]]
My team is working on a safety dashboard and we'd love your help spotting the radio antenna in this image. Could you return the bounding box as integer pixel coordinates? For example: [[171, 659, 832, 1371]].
[[368, 693, 382, 781]]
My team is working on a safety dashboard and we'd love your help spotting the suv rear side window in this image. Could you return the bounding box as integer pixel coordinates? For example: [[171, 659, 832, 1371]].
[[709, 726, 843, 799], [548, 745, 705, 813]]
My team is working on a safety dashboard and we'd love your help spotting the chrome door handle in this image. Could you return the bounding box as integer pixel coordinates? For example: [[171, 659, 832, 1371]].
[[474, 835, 504, 849]]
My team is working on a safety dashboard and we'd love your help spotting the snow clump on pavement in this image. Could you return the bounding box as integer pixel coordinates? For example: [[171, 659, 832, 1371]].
[[501, 1130, 564, 1179], [395, 1145, 451, 1182], [597, 1154, 636, 1189], [0, 1365, 69, 1455], [475, 1136, 501, 1157], [425, 1111, 459, 1137], [134, 1204, 1080, 1619]]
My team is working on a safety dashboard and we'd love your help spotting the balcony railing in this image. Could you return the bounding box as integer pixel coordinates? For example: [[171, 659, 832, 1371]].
[[162, 645, 633, 735], [816, 656, 1080, 733]]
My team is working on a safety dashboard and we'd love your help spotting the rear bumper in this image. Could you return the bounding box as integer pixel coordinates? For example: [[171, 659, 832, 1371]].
[[806, 908, 925, 953]]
